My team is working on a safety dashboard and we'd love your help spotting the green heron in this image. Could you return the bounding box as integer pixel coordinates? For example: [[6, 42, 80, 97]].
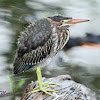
[[13, 16, 89, 96]]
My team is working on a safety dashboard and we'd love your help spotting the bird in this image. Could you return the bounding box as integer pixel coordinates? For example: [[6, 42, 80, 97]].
[[13, 16, 89, 96]]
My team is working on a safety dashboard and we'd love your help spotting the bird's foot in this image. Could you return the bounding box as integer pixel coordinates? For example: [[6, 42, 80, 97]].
[[31, 81, 60, 97]]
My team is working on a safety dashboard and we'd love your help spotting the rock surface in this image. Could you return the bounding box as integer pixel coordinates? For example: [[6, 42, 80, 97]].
[[21, 75, 96, 100]]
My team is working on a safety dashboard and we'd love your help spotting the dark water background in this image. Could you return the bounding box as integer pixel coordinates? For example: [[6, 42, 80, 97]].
[[0, 0, 100, 100]]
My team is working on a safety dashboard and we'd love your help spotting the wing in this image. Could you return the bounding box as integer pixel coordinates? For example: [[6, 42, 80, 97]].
[[13, 19, 58, 74]]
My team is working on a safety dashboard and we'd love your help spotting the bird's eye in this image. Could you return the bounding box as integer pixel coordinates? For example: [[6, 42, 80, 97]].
[[61, 20, 64, 22]]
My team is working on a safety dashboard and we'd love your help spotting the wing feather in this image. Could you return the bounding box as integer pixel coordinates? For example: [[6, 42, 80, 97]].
[[13, 19, 58, 74]]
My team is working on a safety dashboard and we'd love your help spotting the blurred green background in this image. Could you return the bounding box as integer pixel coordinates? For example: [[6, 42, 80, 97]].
[[0, 0, 100, 100]]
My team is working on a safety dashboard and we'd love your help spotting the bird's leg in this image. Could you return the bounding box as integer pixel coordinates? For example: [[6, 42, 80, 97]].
[[31, 66, 60, 97]]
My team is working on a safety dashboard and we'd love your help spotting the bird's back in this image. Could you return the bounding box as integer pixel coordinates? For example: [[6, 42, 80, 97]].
[[13, 19, 58, 74]]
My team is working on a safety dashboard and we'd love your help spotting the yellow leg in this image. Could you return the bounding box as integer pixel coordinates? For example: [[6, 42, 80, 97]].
[[31, 66, 60, 97]]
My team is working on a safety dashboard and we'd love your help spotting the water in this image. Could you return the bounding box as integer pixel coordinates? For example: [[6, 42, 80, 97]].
[[0, 0, 100, 100]]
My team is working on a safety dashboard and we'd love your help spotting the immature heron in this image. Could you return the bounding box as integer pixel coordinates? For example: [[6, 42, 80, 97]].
[[13, 16, 89, 96]]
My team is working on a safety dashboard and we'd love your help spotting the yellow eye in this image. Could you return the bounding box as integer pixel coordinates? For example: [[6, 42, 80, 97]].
[[60, 20, 69, 24], [60, 20, 64, 23]]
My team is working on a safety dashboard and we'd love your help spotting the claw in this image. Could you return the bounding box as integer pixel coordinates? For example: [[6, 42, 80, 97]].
[[32, 87, 58, 97], [32, 66, 60, 97], [31, 81, 60, 97]]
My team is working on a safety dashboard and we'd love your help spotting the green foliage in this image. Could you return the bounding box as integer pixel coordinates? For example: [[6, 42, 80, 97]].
[[9, 76, 14, 92], [9, 75, 25, 100], [15, 79, 25, 92]]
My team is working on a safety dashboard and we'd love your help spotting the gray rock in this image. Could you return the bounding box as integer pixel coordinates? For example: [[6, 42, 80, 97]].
[[21, 75, 96, 100]]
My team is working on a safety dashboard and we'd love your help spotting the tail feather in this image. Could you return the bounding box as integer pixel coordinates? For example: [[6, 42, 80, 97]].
[[13, 57, 34, 74]]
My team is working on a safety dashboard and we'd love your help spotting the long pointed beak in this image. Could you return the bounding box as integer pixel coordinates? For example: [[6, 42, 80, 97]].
[[68, 19, 89, 24]]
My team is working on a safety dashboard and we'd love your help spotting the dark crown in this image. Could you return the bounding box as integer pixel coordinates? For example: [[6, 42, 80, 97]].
[[48, 16, 72, 22]]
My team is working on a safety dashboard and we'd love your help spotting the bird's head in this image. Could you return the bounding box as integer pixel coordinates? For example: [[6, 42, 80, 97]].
[[48, 16, 89, 28]]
